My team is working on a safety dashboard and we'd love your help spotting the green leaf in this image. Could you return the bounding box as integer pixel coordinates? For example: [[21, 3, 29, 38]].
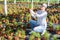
[[43, 31, 50, 40], [55, 25, 60, 30], [53, 35, 57, 40], [48, 21, 53, 27], [35, 32, 40, 38]]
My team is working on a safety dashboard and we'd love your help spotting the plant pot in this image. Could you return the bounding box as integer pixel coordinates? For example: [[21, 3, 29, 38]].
[[35, 37, 41, 40], [8, 36, 11, 40], [14, 36, 19, 40], [29, 35, 35, 40], [53, 35, 57, 40], [0, 32, 1, 35], [2, 20, 6, 23], [0, 24, 3, 28], [41, 36, 46, 40], [56, 30, 60, 35], [48, 27, 53, 32], [27, 23, 30, 27], [2, 34, 6, 37]]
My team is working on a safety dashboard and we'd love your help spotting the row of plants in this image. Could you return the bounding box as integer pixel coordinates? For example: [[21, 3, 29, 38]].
[[47, 6, 60, 35], [29, 31, 58, 40], [0, 4, 31, 40], [0, 28, 59, 40], [48, 21, 60, 35], [0, 3, 60, 40], [0, 3, 60, 14]]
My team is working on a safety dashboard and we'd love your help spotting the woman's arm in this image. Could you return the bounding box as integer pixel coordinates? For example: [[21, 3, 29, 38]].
[[30, 9, 36, 18], [30, 9, 47, 18], [35, 12, 47, 17]]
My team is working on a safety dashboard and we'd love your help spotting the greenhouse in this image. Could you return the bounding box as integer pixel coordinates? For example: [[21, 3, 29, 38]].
[[0, 0, 60, 40]]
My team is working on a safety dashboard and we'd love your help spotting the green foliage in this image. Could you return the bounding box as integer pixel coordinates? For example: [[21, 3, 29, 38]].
[[29, 35, 35, 40], [1, 36, 5, 40], [43, 31, 50, 40], [5, 27, 12, 35], [30, 31, 36, 36], [29, 31, 41, 40], [15, 29, 21, 36], [35, 32, 40, 38], [18, 22, 22, 25], [53, 35, 57, 40], [21, 30, 25, 38], [55, 25, 60, 30], [13, 22, 18, 26], [48, 21, 53, 27], [0, 22, 2, 24]]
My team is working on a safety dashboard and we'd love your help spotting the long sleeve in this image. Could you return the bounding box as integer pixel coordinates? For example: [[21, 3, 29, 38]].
[[30, 10, 47, 18], [35, 12, 47, 17], [30, 9, 36, 18]]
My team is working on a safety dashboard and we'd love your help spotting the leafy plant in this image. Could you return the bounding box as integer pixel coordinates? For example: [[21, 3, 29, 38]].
[[18, 22, 22, 25], [35, 32, 40, 38], [43, 31, 50, 40], [29, 31, 36, 40], [5, 19, 10, 26], [29, 35, 35, 40], [15, 29, 21, 36], [29, 31, 41, 40], [48, 21, 53, 28], [35, 32, 41, 40], [53, 35, 57, 40], [55, 25, 60, 30], [15, 29, 26, 39], [1, 36, 5, 40], [21, 30, 26, 38], [5, 27, 12, 35]]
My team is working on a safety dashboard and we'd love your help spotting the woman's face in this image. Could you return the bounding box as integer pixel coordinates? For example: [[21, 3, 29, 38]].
[[40, 6, 45, 10]]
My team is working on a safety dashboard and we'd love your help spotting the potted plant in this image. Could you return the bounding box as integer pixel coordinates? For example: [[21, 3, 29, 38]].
[[55, 25, 60, 34], [29, 31, 36, 40], [29, 31, 41, 40], [46, 18, 49, 22], [26, 13, 31, 22], [14, 36, 19, 40], [2, 18, 6, 23], [48, 21, 53, 32], [1, 30, 7, 40], [1, 36, 5, 40], [52, 35, 57, 40], [14, 29, 26, 40], [7, 35, 13, 40], [14, 30, 19, 40], [5, 19, 10, 26], [42, 31, 50, 40], [53, 18, 58, 24], [5, 27, 12, 36], [13, 21, 18, 27], [29, 35, 35, 40], [34, 32, 41, 40], [0, 22, 3, 28], [5, 26, 13, 40], [21, 30, 26, 39], [7, 31, 14, 40]]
